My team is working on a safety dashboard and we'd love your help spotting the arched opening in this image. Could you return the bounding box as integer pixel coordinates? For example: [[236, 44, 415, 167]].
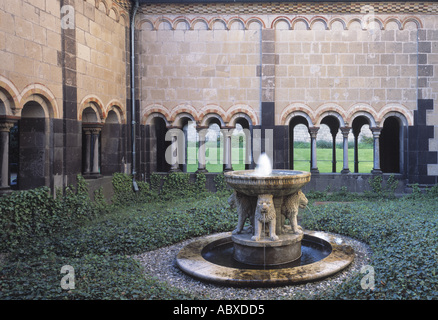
[[81, 106, 102, 177], [151, 116, 170, 173], [289, 116, 310, 171], [205, 120, 223, 172], [179, 117, 195, 173], [380, 116, 401, 173], [101, 110, 121, 175], [233, 118, 251, 170], [19, 101, 48, 189], [352, 116, 374, 173], [0, 96, 17, 191], [318, 116, 341, 173]]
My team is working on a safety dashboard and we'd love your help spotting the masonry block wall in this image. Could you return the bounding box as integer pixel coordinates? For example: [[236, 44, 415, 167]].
[[0, 0, 130, 193], [138, 1, 438, 187]]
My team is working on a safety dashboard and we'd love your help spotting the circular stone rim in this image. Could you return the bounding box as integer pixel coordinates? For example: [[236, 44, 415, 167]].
[[176, 230, 355, 287], [224, 169, 311, 181]]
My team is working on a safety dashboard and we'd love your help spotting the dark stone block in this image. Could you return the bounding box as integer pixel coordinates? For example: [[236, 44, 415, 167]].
[[418, 42, 431, 53], [261, 102, 275, 127], [418, 65, 433, 77]]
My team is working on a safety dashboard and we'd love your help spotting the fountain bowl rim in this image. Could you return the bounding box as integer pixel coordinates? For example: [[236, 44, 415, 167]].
[[176, 230, 354, 287], [224, 169, 311, 181]]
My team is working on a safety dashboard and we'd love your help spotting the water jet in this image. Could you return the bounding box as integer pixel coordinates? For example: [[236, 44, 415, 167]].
[[176, 154, 354, 287]]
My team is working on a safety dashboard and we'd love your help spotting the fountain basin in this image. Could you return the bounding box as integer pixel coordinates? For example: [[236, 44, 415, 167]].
[[176, 231, 354, 287], [232, 232, 303, 266], [224, 170, 311, 197]]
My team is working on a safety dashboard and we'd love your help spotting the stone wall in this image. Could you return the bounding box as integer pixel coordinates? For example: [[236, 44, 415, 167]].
[[0, 0, 130, 193], [138, 1, 438, 185]]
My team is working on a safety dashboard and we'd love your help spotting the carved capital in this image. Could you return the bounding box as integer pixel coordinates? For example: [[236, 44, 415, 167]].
[[340, 126, 352, 137], [308, 127, 319, 138], [0, 121, 15, 132], [370, 127, 382, 138], [83, 123, 103, 135]]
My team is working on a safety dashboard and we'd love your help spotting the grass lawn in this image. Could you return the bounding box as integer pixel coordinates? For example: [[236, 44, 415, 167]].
[[185, 144, 373, 173], [1, 175, 437, 300], [293, 147, 374, 173]]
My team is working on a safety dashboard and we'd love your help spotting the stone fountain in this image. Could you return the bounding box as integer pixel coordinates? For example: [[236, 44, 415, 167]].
[[176, 154, 354, 286], [226, 154, 311, 267]]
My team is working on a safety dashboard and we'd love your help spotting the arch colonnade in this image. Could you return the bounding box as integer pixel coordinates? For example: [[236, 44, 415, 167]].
[[0, 76, 126, 192], [143, 102, 412, 176]]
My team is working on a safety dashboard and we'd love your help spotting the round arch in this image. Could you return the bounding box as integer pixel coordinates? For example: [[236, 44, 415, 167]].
[[79, 96, 105, 123]]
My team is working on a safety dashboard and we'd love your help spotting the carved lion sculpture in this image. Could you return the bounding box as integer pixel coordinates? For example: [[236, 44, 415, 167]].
[[252, 194, 278, 241], [228, 191, 257, 235], [281, 190, 308, 234]]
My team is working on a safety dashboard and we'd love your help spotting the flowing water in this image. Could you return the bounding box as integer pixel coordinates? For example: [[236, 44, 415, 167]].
[[306, 205, 319, 230], [254, 153, 272, 176]]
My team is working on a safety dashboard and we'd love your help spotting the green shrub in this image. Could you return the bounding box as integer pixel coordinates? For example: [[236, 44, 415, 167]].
[[111, 173, 153, 206], [302, 199, 438, 299], [0, 176, 101, 252]]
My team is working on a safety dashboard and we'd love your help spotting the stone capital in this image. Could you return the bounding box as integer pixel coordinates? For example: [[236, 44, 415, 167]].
[[370, 127, 382, 137], [0, 121, 15, 132], [340, 127, 352, 137], [308, 126, 319, 138], [83, 123, 103, 135]]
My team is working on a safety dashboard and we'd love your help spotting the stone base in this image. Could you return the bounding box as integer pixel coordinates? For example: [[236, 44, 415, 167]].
[[232, 232, 303, 266]]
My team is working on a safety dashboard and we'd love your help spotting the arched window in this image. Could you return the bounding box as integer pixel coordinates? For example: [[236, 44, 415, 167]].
[[380, 116, 401, 173], [352, 116, 374, 173], [317, 116, 341, 173], [205, 121, 222, 172], [289, 116, 311, 171], [81, 106, 102, 177], [101, 110, 121, 175], [232, 118, 251, 170], [19, 101, 48, 189], [151, 116, 170, 173]]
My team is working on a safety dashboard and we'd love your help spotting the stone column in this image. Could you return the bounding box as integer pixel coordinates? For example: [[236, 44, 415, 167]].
[[341, 127, 351, 174], [0, 121, 15, 190], [222, 127, 233, 172], [91, 127, 101, 174], [83, 124, 102, 177], [83, 129, 92, 174], [371, 127, 382, 174], [309, 127, 319, 173], [352, 127, 360, 173], [196, 126, 208, 173]]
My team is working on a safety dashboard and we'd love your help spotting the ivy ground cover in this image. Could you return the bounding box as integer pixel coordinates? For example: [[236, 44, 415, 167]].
[[0, 173, 437, 300]]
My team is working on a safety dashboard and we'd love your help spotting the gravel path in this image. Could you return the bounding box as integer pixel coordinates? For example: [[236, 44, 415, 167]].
[[133, 232, 372, 300]]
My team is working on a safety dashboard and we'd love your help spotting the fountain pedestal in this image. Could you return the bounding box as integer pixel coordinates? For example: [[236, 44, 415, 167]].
[[224, 169, 311, 267], [232, 232, 303, 266]]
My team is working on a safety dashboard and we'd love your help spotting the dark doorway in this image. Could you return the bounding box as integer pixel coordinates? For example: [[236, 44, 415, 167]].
[[19, 102, 47, 190], [154, 117, 170, 172], [380, 117, 400, 173]]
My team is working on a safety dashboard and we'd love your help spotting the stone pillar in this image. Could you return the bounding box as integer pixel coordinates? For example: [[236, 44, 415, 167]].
[[223, 127, 233, 172], [341, 127, 351, 174], [371, 127, 382, 174], [196, 126, 208, 173], [83, 129, 92, 174], [0, 121, 14, 190], [91, 127, 101, 174], [353, 127, 360, 173], [83, 124, 102, 177], [309, 127, 319, 173]]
